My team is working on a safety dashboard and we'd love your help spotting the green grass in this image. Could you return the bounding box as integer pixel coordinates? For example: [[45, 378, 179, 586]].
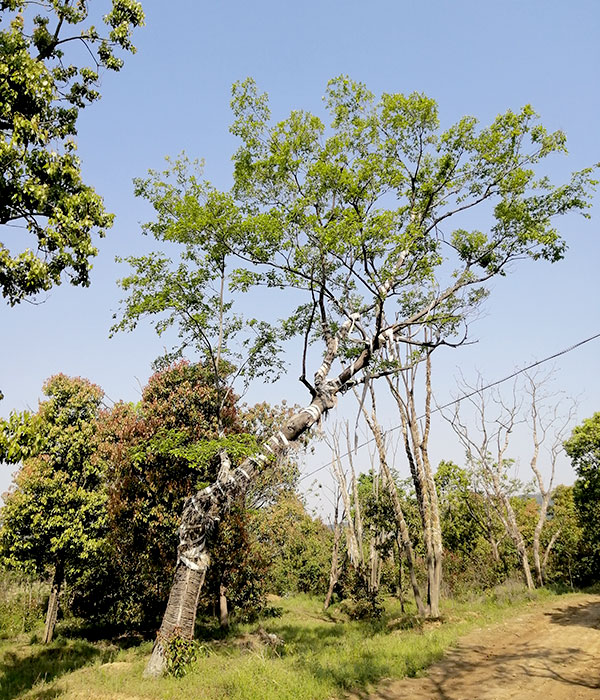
[[0, 584, 568, 700]]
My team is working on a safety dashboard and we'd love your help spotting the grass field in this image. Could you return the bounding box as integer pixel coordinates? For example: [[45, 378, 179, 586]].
[[0, 584, 556, 700]]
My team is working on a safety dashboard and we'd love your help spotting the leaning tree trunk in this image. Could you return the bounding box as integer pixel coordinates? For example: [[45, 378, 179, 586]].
[[144, 393, 335, 677], [43, 560, 64, 644], [144, 564, 207, 677], [144, 303, 405, 676]]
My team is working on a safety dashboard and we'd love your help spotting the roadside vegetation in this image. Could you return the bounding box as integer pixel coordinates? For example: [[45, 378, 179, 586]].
[[1, 582, 563, 700]]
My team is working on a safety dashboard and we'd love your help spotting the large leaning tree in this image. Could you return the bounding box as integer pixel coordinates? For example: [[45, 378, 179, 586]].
[[114, 77, 596, 675], [0, 0, 144, 306]]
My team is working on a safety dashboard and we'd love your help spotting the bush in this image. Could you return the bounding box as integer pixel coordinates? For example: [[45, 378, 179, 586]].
[[0, 571, 46, 638], [163, 630, 205, 678]]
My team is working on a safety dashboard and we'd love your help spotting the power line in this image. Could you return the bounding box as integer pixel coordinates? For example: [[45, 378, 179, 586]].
[[298, 330, 600, 483]]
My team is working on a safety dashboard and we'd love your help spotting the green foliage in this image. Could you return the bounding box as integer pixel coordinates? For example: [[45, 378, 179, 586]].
[[201, 504, 269, 623], [252, 492, 333, 596], [435, 461, 485, 556], [0, 375, 105, 583], [113, 154, 285, 389], [0, 1, 144, 304], [544, 485, 583, 586], [163, 631, 204, 678], [565, 413, 600, 583], [227, 77, 596, 356], [117, 78, 596, 411], [81, 361, 240, 628], [78, 361, 286, 629], [342, 585, 384, 620]]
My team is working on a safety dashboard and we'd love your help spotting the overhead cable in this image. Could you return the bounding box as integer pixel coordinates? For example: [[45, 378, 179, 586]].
[[298, 330, 600, 483]]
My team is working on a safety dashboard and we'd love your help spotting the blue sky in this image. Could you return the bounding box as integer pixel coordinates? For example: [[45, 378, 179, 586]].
[[1, 0, 599, 499]]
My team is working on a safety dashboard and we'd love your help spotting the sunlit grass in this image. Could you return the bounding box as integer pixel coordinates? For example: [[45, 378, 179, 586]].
[[0, 585, 564, 700]]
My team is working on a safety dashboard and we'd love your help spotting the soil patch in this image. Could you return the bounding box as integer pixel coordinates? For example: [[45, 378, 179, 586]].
[[349, 593, 600, 700]]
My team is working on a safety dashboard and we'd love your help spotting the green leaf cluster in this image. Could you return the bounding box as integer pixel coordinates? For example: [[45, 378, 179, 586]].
[[0, 1, 144, 304]]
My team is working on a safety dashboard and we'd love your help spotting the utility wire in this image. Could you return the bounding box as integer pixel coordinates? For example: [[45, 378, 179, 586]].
[[299, 330, 600, 483]]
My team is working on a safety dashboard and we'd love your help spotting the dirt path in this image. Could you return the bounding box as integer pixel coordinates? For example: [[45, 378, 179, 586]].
[[355, 593, 600, 700]]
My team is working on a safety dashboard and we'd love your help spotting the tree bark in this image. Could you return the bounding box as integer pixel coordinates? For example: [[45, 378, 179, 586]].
[[396, 544, 405, 613], [144, 564, 206, 677], [385, 350, 440, 617], [42, 561, 64, 644], [541, 528, 561, 584]]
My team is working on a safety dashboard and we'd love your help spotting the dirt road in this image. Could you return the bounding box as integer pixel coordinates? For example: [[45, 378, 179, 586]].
[[356, 593, 600, 700]]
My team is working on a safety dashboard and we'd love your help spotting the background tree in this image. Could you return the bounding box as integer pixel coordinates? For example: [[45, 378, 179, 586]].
[[79, 361, 299, 630], [323, 482, 344, 610], [447, 380, 535, 588], [0, 374, 105, 643], [434, 460, 507, 593], [252, 491, 332, 597], [447, 373, 574, 588], [90, 361, 251, 629], [356, 384, 425, 616], [564, 412, 600, 583], [522, 372, 574, 586], [543, 484, 582, 588], [0, 0, 144, 304], [382, 343, 444, 615]]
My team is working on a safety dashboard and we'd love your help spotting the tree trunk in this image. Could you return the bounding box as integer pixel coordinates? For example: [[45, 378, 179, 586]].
[[516, 537, 535, 590], [395, 539, 405, 613], [145, 393, 335, 677], [359, 383, 426, 618], [380, 455, 425, 617], [386, 349, 441, 618], [427, 546, 443, 618], [368, 533, 379, 595], [219, 583, 229, 628], [541, 529, 561, 585], [490, 535, 500, 563], [144, 563, 206, 677], [324, 520, 341, 610], [43, 561, 64, 644]]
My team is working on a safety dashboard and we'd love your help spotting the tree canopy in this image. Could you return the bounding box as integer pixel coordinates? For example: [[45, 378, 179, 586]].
[[118, 78, 596, 411], [0, 0, 144, 304], [0, 374, 105, 576]]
